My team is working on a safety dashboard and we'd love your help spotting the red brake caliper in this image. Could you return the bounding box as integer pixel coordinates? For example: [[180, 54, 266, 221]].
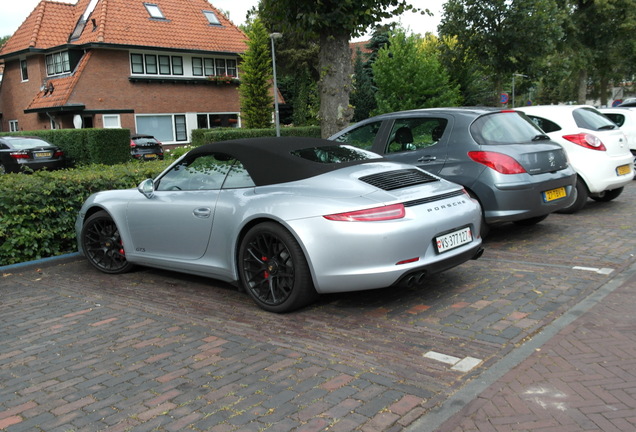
[[262, 256, 269, 279]]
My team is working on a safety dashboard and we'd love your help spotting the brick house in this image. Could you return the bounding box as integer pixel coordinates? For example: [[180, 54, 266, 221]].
[[0, 0, 248, 144]]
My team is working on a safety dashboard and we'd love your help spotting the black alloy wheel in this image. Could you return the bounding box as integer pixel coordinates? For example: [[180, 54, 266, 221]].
[[81, 210, 134, 274], [239, 222, 317, 313]]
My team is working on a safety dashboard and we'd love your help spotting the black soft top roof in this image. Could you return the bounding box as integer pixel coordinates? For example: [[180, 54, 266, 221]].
[[186, 137, 384, 186]]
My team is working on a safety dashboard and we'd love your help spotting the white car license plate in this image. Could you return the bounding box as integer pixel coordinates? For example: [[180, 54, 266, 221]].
[[436, 227, 472, 253]]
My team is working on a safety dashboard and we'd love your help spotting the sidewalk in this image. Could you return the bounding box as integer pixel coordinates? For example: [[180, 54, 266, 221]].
[[412, 259, 636, 432]]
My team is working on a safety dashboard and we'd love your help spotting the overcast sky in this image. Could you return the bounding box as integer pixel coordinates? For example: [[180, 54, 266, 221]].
[[0, 0, 445, 40]]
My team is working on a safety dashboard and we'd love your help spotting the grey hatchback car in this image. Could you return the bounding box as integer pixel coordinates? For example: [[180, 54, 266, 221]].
[[330, 108, 577, 233]]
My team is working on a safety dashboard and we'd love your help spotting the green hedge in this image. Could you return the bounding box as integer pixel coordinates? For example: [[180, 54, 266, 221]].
[[0, 160, 170, 266], [0, 128, 130, 166], [191, 126, 322, 147]]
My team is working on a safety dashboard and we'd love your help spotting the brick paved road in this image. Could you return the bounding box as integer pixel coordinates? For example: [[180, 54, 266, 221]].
[[1, 182, 635, 431]]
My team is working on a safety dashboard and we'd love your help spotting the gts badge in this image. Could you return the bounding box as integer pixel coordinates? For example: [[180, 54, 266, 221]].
[[136, 248, 146, 252]]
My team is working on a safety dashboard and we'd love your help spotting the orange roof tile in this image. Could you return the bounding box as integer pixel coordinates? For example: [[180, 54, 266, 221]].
[[1, 1, 76, 55], [1, 0, 247, 57]]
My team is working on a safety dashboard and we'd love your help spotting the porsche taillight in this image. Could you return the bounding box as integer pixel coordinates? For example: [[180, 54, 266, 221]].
[[324, 203, 406, 222], [468, 151, 527, 174]]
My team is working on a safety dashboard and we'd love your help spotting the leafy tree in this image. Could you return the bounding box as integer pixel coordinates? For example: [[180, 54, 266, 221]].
[[563, 0, 636, 104], [372, 29, 461, 114], [238, 19, 274, 129], [439, 0, 564, 105], [259, 0, 422, 137], [0, 35, 9, 48], [351, 47, 377, 121], [436, 35, 492, 106]]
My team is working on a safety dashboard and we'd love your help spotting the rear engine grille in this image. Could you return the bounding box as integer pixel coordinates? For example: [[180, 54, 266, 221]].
[[360, 169, 439, 191], [404, 190, 466, 207]]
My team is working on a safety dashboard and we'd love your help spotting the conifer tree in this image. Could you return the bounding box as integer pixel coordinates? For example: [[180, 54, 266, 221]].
[[239, 19, 274, 129]]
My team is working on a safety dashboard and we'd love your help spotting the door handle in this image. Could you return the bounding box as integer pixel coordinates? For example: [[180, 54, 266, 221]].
[[193, 207, 212, 218], [418, 156, 436, 162]]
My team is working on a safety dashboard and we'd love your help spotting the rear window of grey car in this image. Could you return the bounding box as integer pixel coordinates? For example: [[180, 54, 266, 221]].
[[572, 107, 617, 130], [470, 111, 545, 145]]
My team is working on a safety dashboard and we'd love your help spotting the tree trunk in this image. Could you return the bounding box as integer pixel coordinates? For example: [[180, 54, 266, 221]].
[[577, 69, 587, 104], [318, 33, 354, 138], [599, 75, 609, 107]]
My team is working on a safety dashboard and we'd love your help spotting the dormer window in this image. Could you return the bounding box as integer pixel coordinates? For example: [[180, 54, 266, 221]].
[[203, 10, 221, 25], [144, 3, 165, 19]]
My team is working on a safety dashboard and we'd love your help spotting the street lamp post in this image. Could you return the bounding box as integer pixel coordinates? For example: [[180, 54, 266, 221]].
[[512, 73, 528, 108], [270, 32, 282, 137]]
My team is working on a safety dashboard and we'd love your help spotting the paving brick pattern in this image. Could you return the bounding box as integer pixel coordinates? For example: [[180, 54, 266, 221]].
[[437, 269, 636, 432], [1, 182, 635, 431]]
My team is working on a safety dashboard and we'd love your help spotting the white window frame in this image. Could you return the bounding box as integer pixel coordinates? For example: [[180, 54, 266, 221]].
[[130, 51, 238, 79], [135, 114, 188, 143], [45, 51, 71, 77], [9, 120, 19, 132], [144, 3, 165, 19], [20, 59, 28, 82], [103, 114, 121, 128]]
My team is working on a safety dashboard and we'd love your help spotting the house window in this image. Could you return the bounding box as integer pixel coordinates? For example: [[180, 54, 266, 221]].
[[226, 59, 237, 77], [145, 54, 158, 74], [175, 115, 187, 141], [9, 120, 19, 132], [192, 57, 203, 76], [197, 113, 239, 129], [46, 52, 71, 76], [131, 54, 144, 73], [203, 10, 221, 25], [103, 114, 121, 128], [20, 59, 28, 81], [172, 56, 183, 75], [144, 3, 165, 19], [158, 55, 171, 75], [204, 58, 215, 76], [215, 59, 226, 76], [136, 114, 188, 142]]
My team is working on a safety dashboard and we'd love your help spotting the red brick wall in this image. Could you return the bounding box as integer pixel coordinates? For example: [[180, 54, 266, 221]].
[[1, 49, 242, 136]]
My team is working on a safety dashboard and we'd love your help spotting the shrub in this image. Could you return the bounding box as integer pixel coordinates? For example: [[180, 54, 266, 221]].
[[0, 128, 130, 166], [193, 126, 322, 146], [0, 160, 169, 266]]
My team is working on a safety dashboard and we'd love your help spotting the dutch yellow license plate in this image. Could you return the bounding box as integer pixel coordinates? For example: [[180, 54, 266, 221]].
[[616, 164, 631, 176], [543, 187, 567, 202]]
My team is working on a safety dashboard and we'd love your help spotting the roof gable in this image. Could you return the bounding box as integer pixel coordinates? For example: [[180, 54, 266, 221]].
[[1, 0, 247, 57]]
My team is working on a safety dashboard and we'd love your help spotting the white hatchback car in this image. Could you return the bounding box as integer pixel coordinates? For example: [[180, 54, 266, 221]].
[[599, 107, 636, 168], [516, 105, 634, 213]]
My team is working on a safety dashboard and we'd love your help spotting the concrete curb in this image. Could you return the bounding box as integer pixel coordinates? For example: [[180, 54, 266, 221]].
[[0, 252, 82, 273]]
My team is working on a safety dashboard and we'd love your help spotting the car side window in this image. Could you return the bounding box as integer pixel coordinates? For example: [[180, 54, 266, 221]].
[[603, 113, 624, 127], [386, 118, 447, 153], [333, 121, 382, 150], [156, 153, 235, 191], [222, 161, 255, 189], [528, 116, 561, 133]]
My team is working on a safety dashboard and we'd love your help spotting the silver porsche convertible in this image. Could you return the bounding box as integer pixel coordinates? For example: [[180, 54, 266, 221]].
[[76, 137, 484, 312]]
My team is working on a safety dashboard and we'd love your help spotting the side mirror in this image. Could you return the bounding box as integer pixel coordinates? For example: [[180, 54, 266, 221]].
[[137, 178, 155, 199]]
